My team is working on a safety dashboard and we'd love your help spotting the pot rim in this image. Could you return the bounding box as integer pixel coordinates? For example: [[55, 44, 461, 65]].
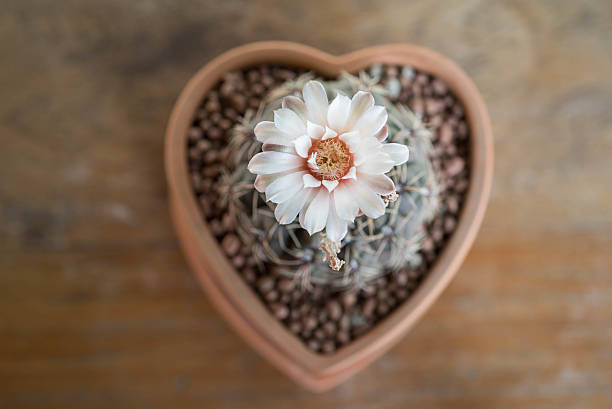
[[165, 41, 493, 392]]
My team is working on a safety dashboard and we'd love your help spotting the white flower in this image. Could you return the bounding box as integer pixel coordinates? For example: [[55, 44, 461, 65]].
[[247, 81, 409, 242]]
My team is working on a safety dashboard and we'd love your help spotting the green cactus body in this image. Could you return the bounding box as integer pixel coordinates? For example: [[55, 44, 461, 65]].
[[220, 69, 439, 289]]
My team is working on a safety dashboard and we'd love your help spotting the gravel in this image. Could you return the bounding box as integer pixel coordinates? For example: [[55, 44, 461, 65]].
[[185, 64, 471, 354]]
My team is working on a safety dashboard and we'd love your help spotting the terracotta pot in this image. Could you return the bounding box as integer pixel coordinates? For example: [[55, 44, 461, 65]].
[[165, 42, 493, 392]]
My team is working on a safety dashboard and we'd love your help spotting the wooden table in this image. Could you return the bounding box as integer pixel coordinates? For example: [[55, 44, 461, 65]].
[[2, 1, 611, 407]]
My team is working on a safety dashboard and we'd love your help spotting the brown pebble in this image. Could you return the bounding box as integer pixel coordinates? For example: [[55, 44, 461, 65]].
[[261, 75, 274, 87], [446, 157, 465, 177], [410, 97, 424, 114], [439, 123, 453, 145], [209, 112, 222, 124], [376, 289, 389, 301], [270, 303, 289, 320], [209, 219, 224, 236], [341, 292, 357, 308], [455, 178, 469, 193], [430, 114, 443, 128], [425, 98, 445, 116], [339, 314, 350, 330], [198, 196, 211, 215], [452, 104, 464, 118], [207, 127, 221, 140], [303, 315, 317, 331], [317, 310, 328, 323], [299, 303, 311, 315], [362, 298, 376, 317], [221, 213, 233, 231], [446, 196, 460, 214], [223, 108, 238, 120], [246, 70, 260, 83], [229, 94, 247, 112], [337, 331, 350, 345], [307, 340, 320, 352], [219, 118, 232, 130], [232, 255, 245, 269], [323, 321, 337, 337], [277, 278, 295, 293], [264, 290, 278, 302], [432, 79, 448, 94], [204, 150, 217, 164], [188, 147, 201, 161], [444, 216, 456, 233], [257, 276, 275, 293], [221, 234, 240, 256], [242, 268, 256, 284], [289, 321, 301, 334], [219, 82, 233, 98], [252, 83, 265, 96], [314, 329, 325, 341], [377, 303, 389, 315], [199, 119, 212, 130], [326, 300, 342, 321], [416, 73, 429, 85], [188, 127, 203, 142], [196, 139, 211, 152], [396, 288, 409, 299], [205, 99, 220, 112], [396, 271, 409, 286], [322, 341, 335, 354], [432, 228, 444, 243], [353, 323, 371, 337], [422, 236, 434, 252]]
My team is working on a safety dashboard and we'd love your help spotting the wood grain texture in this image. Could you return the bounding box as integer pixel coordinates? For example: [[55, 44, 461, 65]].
[[1, 0, 611, 408]]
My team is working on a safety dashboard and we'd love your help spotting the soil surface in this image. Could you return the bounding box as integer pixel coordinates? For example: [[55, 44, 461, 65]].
[[186, 64, 470, 354]]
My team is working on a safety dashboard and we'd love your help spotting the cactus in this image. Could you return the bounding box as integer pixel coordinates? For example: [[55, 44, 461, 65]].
[[218, 69, 438, 289]]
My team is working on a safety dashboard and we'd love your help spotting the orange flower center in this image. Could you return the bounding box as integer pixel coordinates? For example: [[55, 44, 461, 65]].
[[308, 137, 353, 181]]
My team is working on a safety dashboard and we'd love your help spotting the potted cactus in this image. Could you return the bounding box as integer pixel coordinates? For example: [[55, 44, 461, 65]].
[[165, 42, 493, 391]]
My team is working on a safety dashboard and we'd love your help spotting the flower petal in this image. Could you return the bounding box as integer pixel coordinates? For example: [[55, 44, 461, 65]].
[[327, 93, 351, 132], [339, 131, 360, 151], [274, 188, 312, 225], [322, 179, 339, 192], [303, 81, 328, 126], [294, 134, 312, 158], [382, 143, 410, 165], [254, 169, 303, 193], [254, 174, 275, 192], [274, 108, 306, 136], [265, 171, 307, 203], [326, 195, 348, 242], [345, 91, 374, 131], [358, 173, 395, 195], [254, 121, 293, 145], [301, 188, 329, 235], [307, 120, 325, 140], [303, 173, 321, 188], [374, 125, 388, 142], [351, 136, 383, 166], [282, 96, 308, 121], [321, 126, 338, 140], [262, 143, 296, 154], [355, 105, 387, 137], [357, 153, 395, 174], [350, 182, 386, 218], [341, 166, 357, 180], [333, 182, 359, 221], [248, 151, 304, 175]]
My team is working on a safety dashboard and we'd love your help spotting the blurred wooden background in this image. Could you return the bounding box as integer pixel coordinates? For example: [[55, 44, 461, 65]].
[[1, 1, 611, 408]]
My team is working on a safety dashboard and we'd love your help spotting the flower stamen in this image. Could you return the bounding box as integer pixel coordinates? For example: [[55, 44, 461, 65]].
[[307, 137, 353, 180]]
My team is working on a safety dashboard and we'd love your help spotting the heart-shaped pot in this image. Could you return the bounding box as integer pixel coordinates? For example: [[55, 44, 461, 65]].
[[165, 42, 493, 391]]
